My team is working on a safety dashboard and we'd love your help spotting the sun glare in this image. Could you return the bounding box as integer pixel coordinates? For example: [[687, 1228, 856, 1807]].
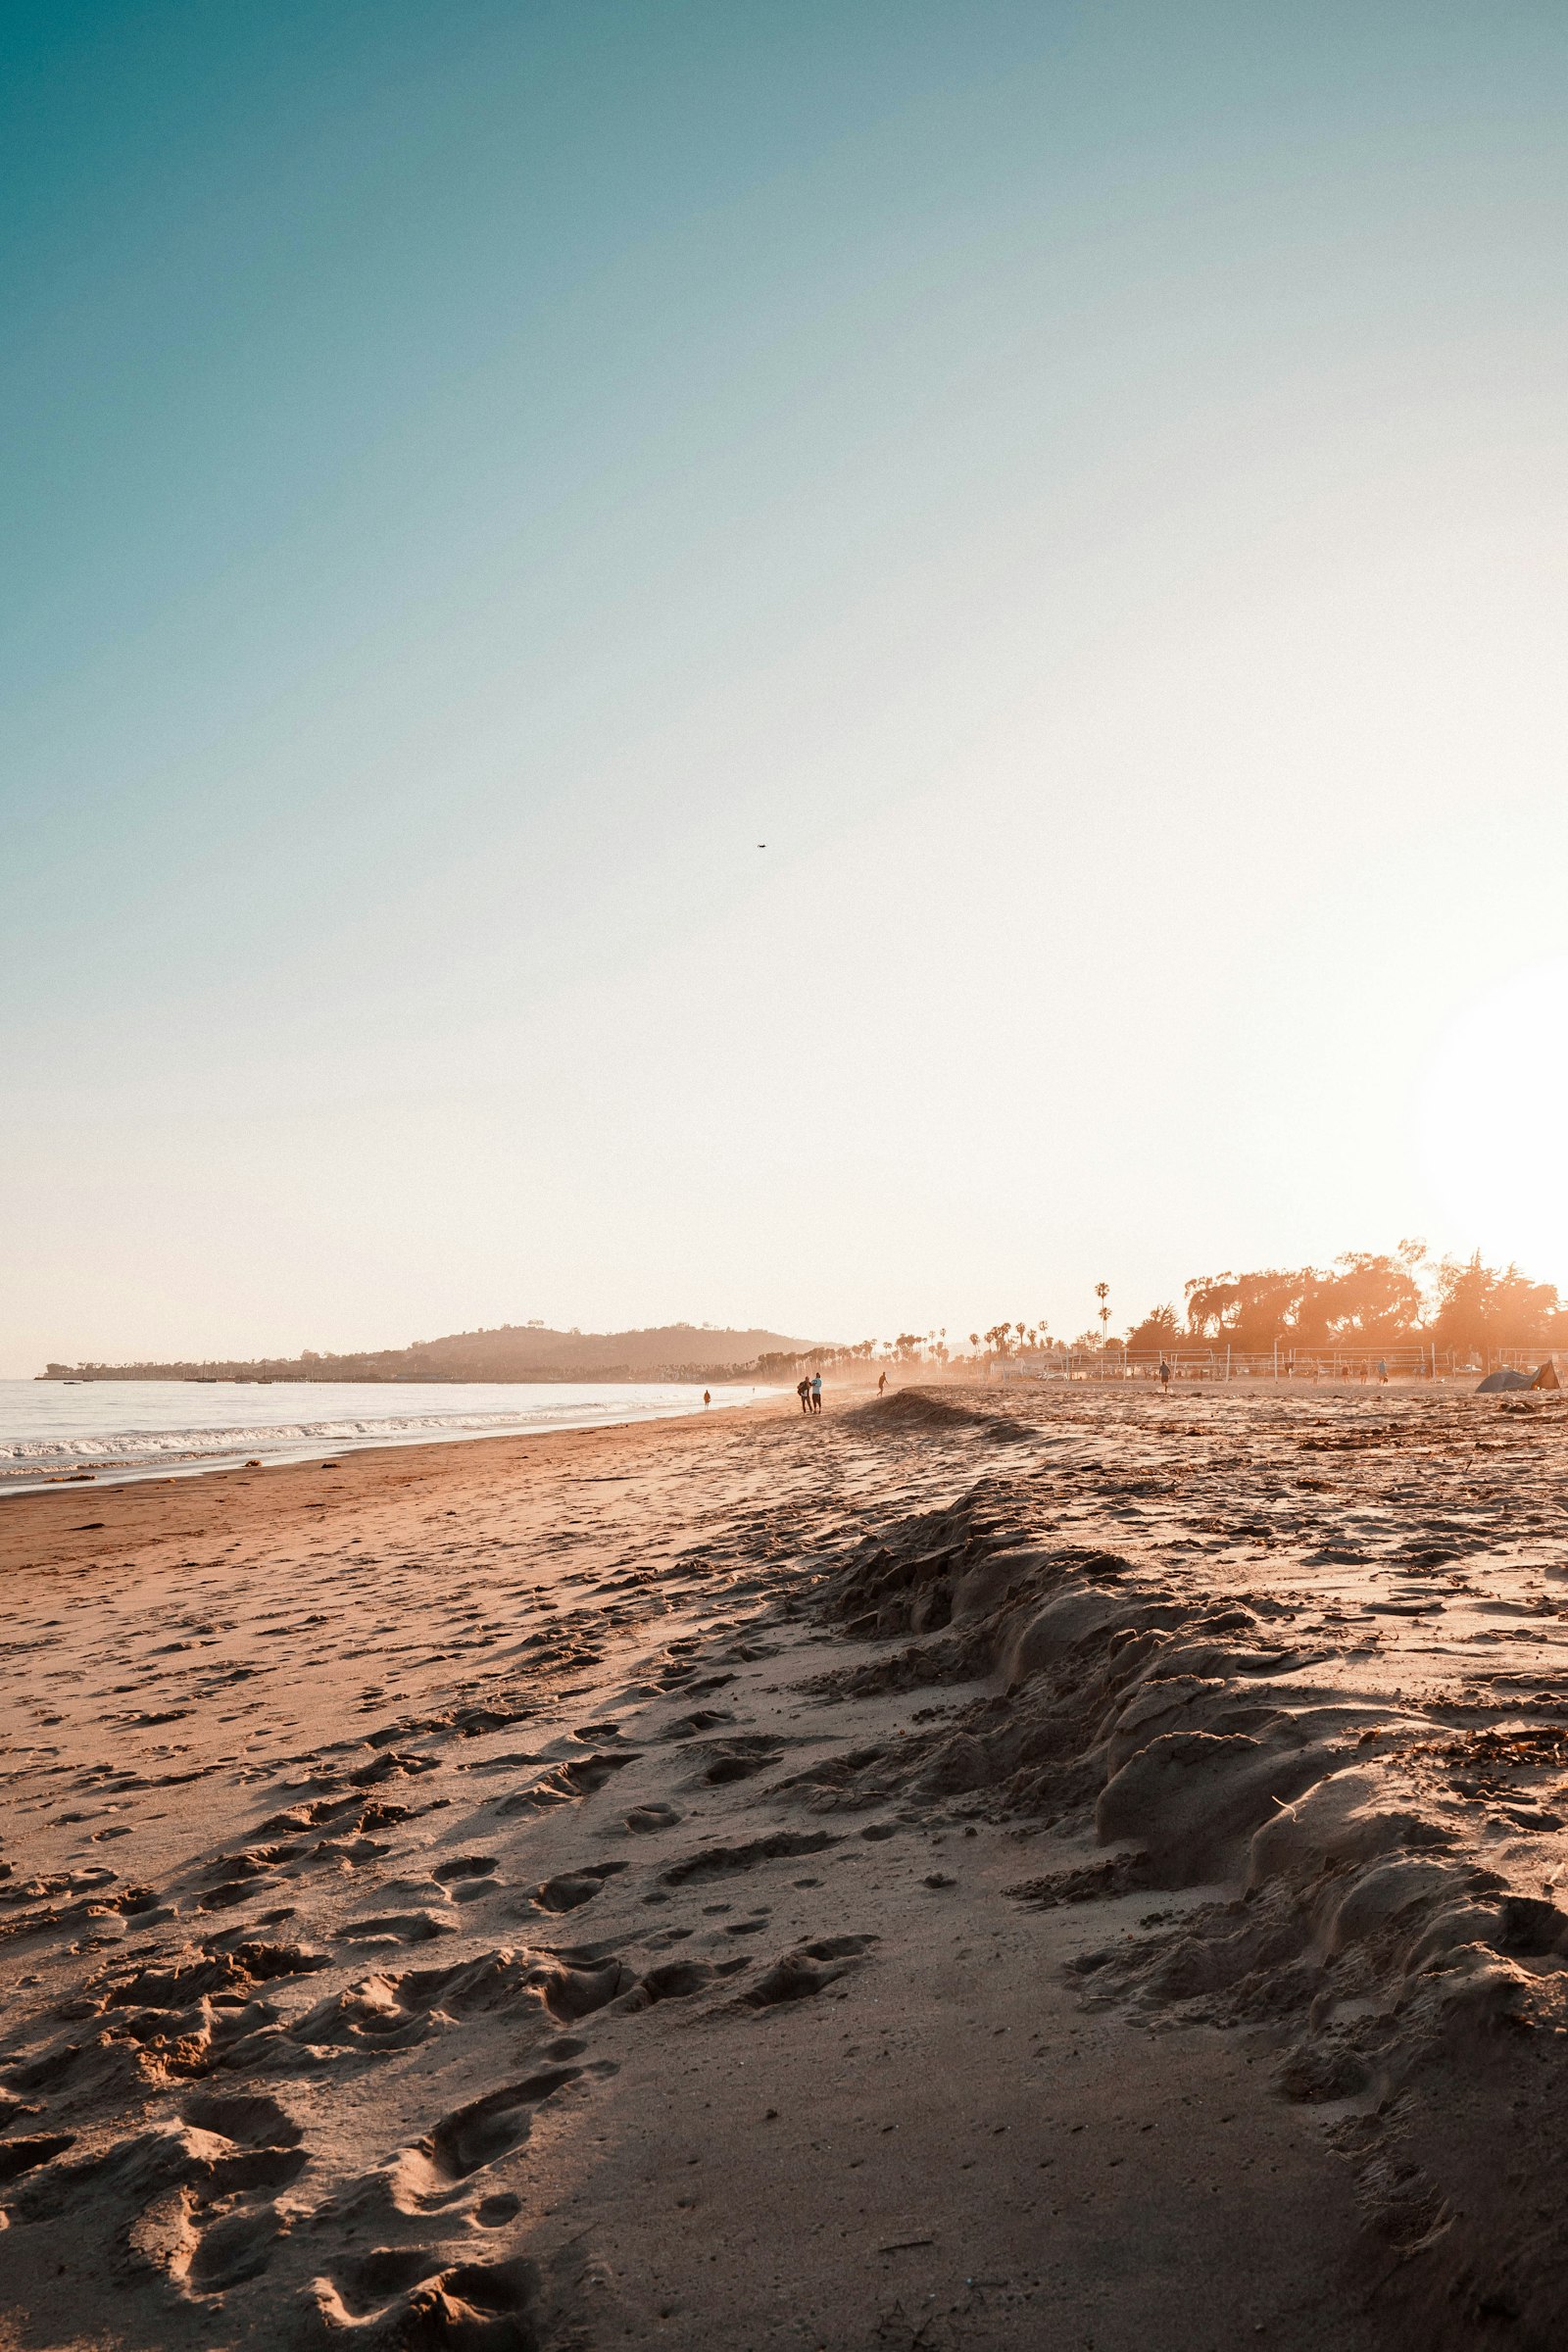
[[1417, 956, 1568, 1283]]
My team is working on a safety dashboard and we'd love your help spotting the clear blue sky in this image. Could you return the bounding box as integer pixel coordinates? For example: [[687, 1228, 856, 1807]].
[[7, 2, 1568, 1370]]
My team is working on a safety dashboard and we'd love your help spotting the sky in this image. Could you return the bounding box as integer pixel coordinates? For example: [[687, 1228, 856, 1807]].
[[6, 0, 1568, 1374]]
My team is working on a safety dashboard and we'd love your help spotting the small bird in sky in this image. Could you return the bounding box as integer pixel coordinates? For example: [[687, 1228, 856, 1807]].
[[758, 842, 766, 848]]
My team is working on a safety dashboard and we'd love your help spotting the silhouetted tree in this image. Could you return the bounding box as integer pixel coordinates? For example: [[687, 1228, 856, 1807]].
[[1126, 1304, 1180, 1353], [1430, 1254, 1567, 1355], [1316, 1250, 1425, 1344], [1185, 1267, 1328, 1350]]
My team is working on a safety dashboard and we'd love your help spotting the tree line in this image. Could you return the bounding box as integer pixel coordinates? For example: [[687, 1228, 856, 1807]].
[[1124, 1245, 1566, 1358], [836, 1247, 1568, 1370]]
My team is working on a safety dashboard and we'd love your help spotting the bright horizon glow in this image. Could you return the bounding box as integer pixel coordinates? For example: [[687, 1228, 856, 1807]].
[[6, 3, 1568, 1375], [1418, 959, 1568, 1287]]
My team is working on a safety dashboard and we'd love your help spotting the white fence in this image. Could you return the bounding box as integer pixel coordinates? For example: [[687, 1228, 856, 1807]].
[[997, 1346, 1556, 1384]]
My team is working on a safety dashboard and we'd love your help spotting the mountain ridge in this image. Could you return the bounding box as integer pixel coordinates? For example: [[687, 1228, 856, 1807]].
[[39, 1321, 822, 1384]]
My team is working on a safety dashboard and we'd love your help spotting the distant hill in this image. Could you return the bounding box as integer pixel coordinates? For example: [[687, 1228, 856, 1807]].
[[39, 1322, 823, 1385]]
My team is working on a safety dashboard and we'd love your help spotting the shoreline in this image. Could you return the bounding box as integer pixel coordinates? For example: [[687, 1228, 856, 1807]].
[[0, 1381, 788, 1502], [0, 1386, 802, 1578]]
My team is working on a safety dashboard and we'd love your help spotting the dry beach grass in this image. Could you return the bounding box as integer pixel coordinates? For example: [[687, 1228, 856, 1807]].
[[3, 1380, 1568, 2348]]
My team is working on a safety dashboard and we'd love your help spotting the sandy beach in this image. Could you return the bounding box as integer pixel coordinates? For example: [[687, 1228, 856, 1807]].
[[3, 1378, 1567, 2349]]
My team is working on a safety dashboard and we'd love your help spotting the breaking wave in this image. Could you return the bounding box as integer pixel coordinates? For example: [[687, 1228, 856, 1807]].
[[0, 1381, 772, 1489]]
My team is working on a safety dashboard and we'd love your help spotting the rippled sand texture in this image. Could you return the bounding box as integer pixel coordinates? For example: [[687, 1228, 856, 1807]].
[[2, 1380, 1566, 2349]]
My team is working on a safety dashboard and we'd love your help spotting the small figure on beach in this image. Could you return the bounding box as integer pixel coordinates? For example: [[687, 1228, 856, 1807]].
[[1377, 1359, 1387, 1385], [1158, 1358, 1172, 1394], [703, 1390, 710, 1405], [877, 1371, 888, 1397], [797, 1377, 810, 1414], [810, 1373, 822, 1414]]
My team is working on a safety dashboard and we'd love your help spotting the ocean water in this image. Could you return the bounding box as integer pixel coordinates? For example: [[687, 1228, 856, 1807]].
[[0, 1379, 776, 1493]]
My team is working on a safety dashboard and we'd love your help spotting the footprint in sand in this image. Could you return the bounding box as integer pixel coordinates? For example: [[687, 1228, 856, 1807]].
[[426, 2066, 580, 2180], [493, 1749, 639, 1817], [623, 1801, 683, 1834], [181, 2090, 303, 2147], [333, 1911, 459, 1947], [529, 1860, 629, 1913], [635, 1959, 715, 2002], [431, 1853, 501, 1901], [741, 1934, 878, 2007], [660, 1830, 839, 1886], [472, 2190, 522, 2226], [662, 1708, 736, 1740], [306, 2251, 540, 2345], [681, 1735, 786, 1787]]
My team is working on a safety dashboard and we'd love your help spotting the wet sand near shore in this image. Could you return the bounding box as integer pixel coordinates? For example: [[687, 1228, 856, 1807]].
[[2, 1381, 1567, 2350]]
